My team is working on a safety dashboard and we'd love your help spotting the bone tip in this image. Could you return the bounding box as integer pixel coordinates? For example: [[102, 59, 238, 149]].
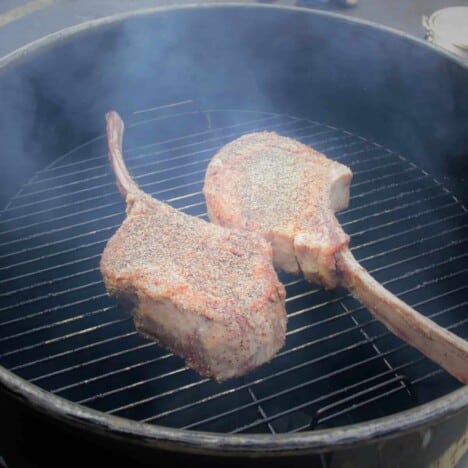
[[106, 110, 124, 131]]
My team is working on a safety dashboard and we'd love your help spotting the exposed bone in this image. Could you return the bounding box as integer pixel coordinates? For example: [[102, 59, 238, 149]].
[[101, 115, 287, 381], [204, 131, 468, 383]]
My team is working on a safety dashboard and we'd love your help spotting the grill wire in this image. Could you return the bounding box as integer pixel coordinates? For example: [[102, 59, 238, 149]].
[[0, 108, 467, 435]]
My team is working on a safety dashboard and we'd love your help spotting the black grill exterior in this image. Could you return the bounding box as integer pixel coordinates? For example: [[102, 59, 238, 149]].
[[0, 5, 467, 468]]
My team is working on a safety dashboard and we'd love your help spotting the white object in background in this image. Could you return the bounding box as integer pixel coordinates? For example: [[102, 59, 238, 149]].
[[423, 7, 468, 60]]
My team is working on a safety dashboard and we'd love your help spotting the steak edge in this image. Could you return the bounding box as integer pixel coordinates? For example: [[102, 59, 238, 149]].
[[101, 114, 287, 381]]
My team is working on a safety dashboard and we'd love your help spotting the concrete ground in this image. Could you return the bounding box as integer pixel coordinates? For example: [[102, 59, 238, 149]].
[[0, 1, 466, 467]]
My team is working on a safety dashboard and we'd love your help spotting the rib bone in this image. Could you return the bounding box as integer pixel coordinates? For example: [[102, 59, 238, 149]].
[[100, 116, 287, 381], [203, 131, 468, 383]]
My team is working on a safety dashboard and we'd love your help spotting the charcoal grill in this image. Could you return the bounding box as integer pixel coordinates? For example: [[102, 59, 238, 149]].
[[0, 4, 467, 468]]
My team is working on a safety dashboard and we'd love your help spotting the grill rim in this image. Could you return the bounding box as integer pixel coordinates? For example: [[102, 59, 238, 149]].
[[1, 2, 467, 456], [1, 366, 467, 455], [1, 2, 468, 72]]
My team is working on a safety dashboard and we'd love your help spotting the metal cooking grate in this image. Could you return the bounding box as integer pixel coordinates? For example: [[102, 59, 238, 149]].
[[0, 107, 467, 434]]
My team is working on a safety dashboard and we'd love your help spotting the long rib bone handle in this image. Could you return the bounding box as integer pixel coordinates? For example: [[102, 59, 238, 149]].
[[337, 248, 468, 384], [106, 111, 139, 197]]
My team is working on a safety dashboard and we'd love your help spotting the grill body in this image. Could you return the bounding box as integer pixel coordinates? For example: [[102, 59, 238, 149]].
[[0, 5, 467, 467]]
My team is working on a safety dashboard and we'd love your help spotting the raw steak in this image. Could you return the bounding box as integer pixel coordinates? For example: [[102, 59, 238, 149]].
[[204, 132, 468, 383], [100, 114, 286, 382]]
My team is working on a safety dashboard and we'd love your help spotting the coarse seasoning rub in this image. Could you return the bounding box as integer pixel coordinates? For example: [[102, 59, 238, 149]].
[[204, 132, 468, 383], [100, 113, 287, 382]]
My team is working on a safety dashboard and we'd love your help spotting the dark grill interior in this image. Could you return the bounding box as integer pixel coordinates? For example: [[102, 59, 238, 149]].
[[0, 107, 466, 434]]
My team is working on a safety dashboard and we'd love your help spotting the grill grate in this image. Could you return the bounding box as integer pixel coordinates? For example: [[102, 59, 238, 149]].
[[0, 108, 466, 434]]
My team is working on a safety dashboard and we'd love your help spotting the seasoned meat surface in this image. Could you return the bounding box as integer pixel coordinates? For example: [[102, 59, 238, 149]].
[[204, 131, 468, 383], [204, 132, 352, 287], [101, 114, 286, 382]]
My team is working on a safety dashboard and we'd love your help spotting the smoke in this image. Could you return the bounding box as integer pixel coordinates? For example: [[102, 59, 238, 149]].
[[1, 5, 467, 207], [0, 4, 467, 408]]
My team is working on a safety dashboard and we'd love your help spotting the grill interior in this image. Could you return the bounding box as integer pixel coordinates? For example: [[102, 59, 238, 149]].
[[0, 106, 466, 434]]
